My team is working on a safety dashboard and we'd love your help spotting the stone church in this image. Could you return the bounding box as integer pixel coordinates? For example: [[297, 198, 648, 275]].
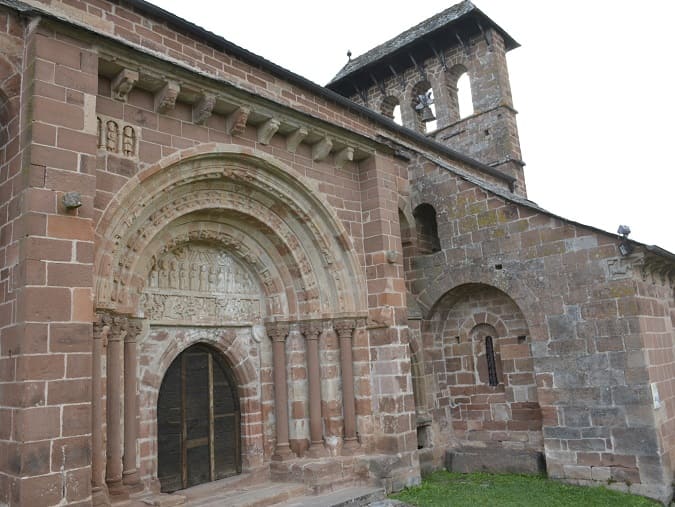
[[0, 0, 673, 505]]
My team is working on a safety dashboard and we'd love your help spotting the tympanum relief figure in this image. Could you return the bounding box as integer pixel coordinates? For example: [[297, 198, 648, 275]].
[[143, 243, 262, 324]]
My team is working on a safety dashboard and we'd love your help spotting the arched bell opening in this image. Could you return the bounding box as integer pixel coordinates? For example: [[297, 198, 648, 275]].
[[157, 343, 241, 492]]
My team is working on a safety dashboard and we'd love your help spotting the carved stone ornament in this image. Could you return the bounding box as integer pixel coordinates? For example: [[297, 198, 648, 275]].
[[252, 324, 266, 343], [97, 115, 138, 158], [155, 80, 180, 113], [607, 257, 634, 280], [142, 242, 262, 324], [111, 68, 139, 102]]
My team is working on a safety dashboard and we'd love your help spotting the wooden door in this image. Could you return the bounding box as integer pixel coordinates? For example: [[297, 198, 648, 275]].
[[158, 344, 241, 492]]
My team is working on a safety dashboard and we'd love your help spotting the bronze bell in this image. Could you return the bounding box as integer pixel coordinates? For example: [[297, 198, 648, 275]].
[[420, 105, 436, 123]]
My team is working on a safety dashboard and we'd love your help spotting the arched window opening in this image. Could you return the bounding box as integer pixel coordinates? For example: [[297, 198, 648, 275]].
[[413, 203, 441, 254], [381, 95, 402, 126], [393, 104, 402, 126], [422, 88, 437, 133], [485, 336, 499, 386], [457, 71, 473, 119], [411, 80, 437, 134]]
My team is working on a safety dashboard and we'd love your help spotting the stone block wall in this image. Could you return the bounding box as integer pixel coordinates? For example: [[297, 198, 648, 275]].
[[0, 8, 24, 503], [422, 284, 542, 450], [404, 155, 675, 501], [0, 11, 100, 505]]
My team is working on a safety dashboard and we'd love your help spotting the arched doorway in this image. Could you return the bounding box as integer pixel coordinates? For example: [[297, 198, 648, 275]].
[[157, 344, 241, 492]]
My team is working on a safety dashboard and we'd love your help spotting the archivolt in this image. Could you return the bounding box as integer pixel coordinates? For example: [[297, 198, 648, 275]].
[[95, 145, 367, 318]]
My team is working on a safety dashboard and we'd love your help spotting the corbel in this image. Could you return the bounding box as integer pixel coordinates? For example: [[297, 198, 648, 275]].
[[257, 118, 280, 145], [335, 147, 354, 169], [408, 52, 427, 81], [477, 21, 493, 48], [455, 33, 470, 57], [311, 136, 333, 162], [111, 68, 139, 102], [428, 41, 448, 72], [192, 92, 216, 125], [370, 73, 387, 96], [286, 127, 308, 153], [351, 81, 368, 104], [225, 106, 251, 136], [388, 64, 407, 91], [155, 80, 180, 113]]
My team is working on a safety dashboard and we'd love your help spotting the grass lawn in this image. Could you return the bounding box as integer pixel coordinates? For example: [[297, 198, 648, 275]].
[[390, 471, 659, 506]]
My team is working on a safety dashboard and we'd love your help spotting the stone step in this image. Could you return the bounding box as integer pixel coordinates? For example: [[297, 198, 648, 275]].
[[183, 482, 306, 507], [278, 486, 386, 507], [270, 457, 358, 495]]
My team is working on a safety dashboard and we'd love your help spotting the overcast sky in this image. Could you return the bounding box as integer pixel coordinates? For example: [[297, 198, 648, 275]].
[[149, 0, 674, 253]]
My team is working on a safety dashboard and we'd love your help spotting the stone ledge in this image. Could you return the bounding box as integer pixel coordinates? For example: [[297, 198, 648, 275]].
[[445, 447, 546, 475]]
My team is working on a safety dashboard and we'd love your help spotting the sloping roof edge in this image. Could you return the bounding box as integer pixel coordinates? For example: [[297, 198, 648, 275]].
[[328, 0, 519, 87], [0, 0, 517, 189]]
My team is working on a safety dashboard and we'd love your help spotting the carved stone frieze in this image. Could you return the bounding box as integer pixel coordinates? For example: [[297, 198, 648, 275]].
[[97, 115, 138, 158], [141, 292, 260, 323], [142, 242, 262, 324]]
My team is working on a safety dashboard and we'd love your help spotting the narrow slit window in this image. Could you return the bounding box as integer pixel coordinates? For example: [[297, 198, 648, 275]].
[[485, 336, 499, 386]]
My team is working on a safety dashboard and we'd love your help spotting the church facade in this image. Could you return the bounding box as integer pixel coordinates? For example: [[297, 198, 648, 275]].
[[0, 0, 674, 505]]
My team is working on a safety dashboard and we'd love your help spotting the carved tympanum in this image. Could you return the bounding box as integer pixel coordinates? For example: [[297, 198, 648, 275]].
[[142, 242, 262, 324]]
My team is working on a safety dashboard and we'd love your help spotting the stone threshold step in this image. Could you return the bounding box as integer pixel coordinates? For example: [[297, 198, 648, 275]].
[[277, 486, 386, 507], [183, 482, 306, 507]]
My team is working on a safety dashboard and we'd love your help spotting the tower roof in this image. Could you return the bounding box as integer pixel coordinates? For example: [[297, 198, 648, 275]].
[[327, 1, 518, 94]]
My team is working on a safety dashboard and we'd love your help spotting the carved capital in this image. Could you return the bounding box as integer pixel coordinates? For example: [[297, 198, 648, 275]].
[[268, 322, 290, 343], [111, 69, 139, 102], [311, 136, 333, 162], [125, 318, 143, 343], [257, 118, 280, 145], [226, 106, 250, 136], [155, 80, 180, 113], [301, 320, 322, 341], [335, 147, 354, 169], [286, 127, 307, 153], [333, 318, 356, 339], [94, 311, 113, 345], [193, 93, 216, 125]]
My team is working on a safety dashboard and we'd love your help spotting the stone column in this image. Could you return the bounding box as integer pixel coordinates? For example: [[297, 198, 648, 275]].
[[302, 321, 326, 457], [270, 323, 294, 461], [335, 319, 359, 452], [106, 316, 128, 499], [123, 319, 142, 490], [92, 314, 110, 506]]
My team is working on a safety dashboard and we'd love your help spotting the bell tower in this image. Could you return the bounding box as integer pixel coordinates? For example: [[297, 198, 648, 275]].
[[327, 1, 526, 195]]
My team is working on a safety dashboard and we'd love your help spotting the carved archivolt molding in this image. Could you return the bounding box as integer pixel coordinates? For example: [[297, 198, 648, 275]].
[[95, 147, 366, 318]]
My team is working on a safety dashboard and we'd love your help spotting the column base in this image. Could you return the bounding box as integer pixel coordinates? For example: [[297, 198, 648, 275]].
[[306, 441, 328, 458], [123, 469, 143, 493], [341, 437, 361, 455], [106, 478, 129, 500], [272, 443, 295, 461], [91, 485, 109, 507]]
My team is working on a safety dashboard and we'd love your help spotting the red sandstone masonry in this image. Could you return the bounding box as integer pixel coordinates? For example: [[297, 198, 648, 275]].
[[0, 16, 99, 505]]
